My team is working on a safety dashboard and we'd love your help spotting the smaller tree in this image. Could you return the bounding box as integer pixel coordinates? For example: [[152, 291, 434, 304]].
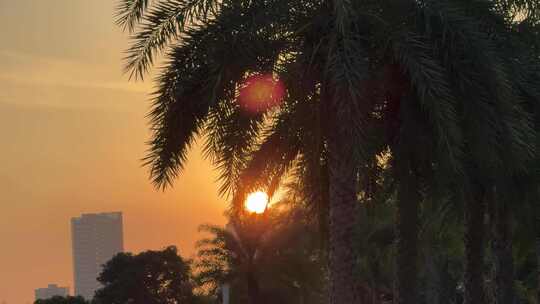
[[94, 246, 200, 304], [196, 206, 326, 304], [34, 296, 88, 304]]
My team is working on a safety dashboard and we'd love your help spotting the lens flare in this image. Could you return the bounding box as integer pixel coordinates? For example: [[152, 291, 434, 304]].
[[238, 74, 285, 113], [245, 191, 269, 214]]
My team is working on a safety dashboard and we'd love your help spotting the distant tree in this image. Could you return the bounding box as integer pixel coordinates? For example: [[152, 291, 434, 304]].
[[34, 296, 87, 304], [93, 246, 200, 304]]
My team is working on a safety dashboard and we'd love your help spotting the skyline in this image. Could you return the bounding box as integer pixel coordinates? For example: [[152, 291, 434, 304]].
[[0, 1, 225, 303]]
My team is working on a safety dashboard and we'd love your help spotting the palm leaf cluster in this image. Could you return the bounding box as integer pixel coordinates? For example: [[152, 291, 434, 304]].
[[116, 0, 540, 198]]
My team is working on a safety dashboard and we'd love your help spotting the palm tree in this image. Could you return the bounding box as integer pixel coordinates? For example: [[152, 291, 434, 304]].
[[195, 207, 326, 304], [116, 1, 539, 303]]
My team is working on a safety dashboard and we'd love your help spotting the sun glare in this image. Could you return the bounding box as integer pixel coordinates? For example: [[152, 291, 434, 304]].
[[238, 74, 285, 113], [245, 191, 269, 214]]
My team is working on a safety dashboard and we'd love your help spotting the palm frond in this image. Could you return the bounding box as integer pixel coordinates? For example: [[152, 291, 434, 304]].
[[143, 3, 292, 190], [204, 97, 267, 198], [391, 31, 463, 174], [143, 24, 229, 189], [421, 0, 535, 173], [115, 0, 151, 32], [326, 0, 370, 160], [124, 0, 220, 79], [229, 90, 326, 214]]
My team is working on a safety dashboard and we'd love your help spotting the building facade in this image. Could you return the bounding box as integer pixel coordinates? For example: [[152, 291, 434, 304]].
[[71, 212, 123, 300], [34, 284, 69, 300]]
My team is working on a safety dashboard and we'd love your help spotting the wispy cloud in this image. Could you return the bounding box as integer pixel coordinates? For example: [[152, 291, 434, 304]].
[[0, 50, 153, 94]]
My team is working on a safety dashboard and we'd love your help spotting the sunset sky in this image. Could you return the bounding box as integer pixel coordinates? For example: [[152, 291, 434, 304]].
[[0, 1, 225, 303]]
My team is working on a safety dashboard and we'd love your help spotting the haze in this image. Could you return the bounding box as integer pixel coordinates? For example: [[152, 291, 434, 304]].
[[0, 1, 225, 303]]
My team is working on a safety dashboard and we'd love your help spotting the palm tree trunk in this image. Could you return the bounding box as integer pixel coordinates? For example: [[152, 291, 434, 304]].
[[327, 110, 359, 304], [490, 194, 514, 304], [298, 286, 305, 304], [392, 93, 421, 304], [247, 273, 260, 304], [439, 259, 456, 304], [536, 206, 540, 304], [424, 252, 440, 304], [395, 163, 420, 304], [464, 190, 487, 304], [537, 236, 540, 304]]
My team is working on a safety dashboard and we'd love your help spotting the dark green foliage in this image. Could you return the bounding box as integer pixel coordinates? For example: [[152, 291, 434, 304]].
[[93, 246, 200, 304]]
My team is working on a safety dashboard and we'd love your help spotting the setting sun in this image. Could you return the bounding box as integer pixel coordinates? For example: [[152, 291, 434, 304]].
[[245, 191, 269, 214]]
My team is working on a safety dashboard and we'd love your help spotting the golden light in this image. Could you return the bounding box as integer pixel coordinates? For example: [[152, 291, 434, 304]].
[[245, 191, 269, 214]]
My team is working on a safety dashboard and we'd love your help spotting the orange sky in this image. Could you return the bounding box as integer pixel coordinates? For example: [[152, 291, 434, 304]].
[[0, 1, 225, 303]]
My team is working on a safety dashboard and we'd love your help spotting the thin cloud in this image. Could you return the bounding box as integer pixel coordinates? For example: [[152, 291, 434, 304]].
[[0, 50, 153, 94]]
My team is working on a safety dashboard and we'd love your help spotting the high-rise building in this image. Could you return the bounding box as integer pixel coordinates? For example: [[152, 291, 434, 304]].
[[34, 284, 69, 300], [71, 212, 123, 300]]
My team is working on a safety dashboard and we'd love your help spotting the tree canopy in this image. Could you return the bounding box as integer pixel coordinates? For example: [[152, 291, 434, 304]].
[[94, 246, 200, 304], [116, 0, 540, 303]]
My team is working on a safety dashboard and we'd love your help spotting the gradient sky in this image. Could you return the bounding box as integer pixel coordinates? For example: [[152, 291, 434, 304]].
[[0, 1, 226, 303]]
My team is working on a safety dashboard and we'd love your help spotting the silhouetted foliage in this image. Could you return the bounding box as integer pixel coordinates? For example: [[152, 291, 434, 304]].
[[34, 296, 88, 304], [94, 246, 200, 304], [116, 1, 540, 303], [195, 202, 326, 304]]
